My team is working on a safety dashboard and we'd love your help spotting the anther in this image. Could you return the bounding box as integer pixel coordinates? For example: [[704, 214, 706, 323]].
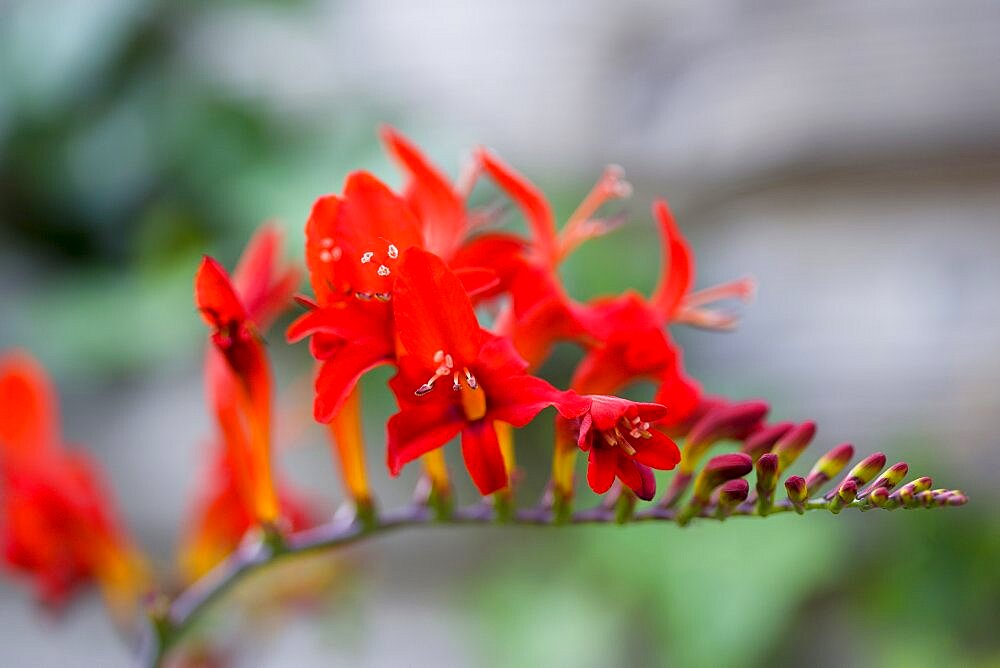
[[355, 292, 372, 301], [433, 350, 445, 364], [387, 243, 399, 259], [319, 250, 332, 263], [320, 237, 334, 248], [374, 292, 391, 302], [377, 264, 391, 276], [361, 251, 374, 264], [464, 368, 477, 389], [452, 372, 461, 391], [415, 383, 434, 397]]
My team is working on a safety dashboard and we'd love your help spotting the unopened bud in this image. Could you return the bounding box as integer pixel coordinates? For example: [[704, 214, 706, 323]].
[[828, 479, 858, 514], [804, 443, 854, 495], [715, 478, 750, 520], [679, 453, 752, 526], [826, 452, 886, 500], [741, 421, 794, 459], [755, 453, 779, 515], [892, 476, 933, 508], [859, 461, 908, 499], [681, 401, 769, 474], [867, 486, 894, 509], [784, 475, 807, 514], [693, 453, 754, 503], [773, 421, 817, 471]]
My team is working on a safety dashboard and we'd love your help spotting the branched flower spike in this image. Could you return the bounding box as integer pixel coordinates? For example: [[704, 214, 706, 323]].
[[0, 128, 967, 668]]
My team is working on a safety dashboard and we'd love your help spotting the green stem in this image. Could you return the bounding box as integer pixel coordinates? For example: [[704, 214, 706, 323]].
[[137, 495, 925, 666]]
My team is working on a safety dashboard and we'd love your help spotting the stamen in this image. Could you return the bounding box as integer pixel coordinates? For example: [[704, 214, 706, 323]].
[[361, 252, 374, 264], [464, 368, 477, 389], [374, 292, 391, 302], [415, 383, 434, 397], [433, 350, 445, 364], [319, 250, 333, 263], [355, 292, 372, 301], [377, 264, 391, 276], [387, 243, 399, 259], [320, 237, 334, 249], [452, 372, 461, 391]]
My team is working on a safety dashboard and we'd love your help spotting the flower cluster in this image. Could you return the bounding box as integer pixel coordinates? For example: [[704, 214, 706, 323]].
[[0, 128, 967, 665]]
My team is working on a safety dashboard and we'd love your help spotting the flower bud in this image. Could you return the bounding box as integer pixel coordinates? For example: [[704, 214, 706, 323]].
[[891, 476, 932, 508], [858, 461, 908, 499], [681, 401, 769, 474], [784, 475, 807, 514], [715, 479, 750, 519], [755, 453, 779, 515], [678, 453, 752, 526], [772, 421, 817, 471], [867, 486, 893, 509], [825, 452, 885, 500], [741, 421, 793, 460], [693, 453, 754, 504], [828, 479, 857, 514], [804, 443, 854, 495]]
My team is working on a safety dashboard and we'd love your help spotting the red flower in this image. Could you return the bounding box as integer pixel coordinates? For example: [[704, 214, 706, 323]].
[[0, 352, 147, 615], [195, 225, 300, 525], [573, 396, 681, 500], [180, 448, 314, 581], [386, 249, 580, 494]]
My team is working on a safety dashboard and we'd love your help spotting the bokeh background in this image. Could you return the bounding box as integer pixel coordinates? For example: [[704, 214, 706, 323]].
[[2, 1, 999, 666]]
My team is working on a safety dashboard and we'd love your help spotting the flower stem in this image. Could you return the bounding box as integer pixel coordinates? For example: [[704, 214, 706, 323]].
[[137, 494, 956, 667]]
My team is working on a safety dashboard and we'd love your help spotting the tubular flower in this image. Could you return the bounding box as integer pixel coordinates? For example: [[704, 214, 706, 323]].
[[0, 352, 147, 618], [194, 225, 301, 526], [180, 448, 314, 581], [571, 396, 681, 500], [386, 249, 580, 495]]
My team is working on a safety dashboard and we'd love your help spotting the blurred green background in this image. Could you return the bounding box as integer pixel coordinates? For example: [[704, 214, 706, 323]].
[[1, 1, 999, 666]]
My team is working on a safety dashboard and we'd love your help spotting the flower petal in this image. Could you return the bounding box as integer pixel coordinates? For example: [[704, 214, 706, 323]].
[[0, 352, 59, 460], [618, 459, 657, 501], [477, 148, 557, 262], [586, 446, 617, 495], [393, 248, 483, 368], [632, 430, 681, 471], [195, 256, 248, 329], [381, 126, 466, 259], [386, 401, 464, 476], [460, 421, 508, 495], [314, 344, 393, 423], [650, 199, 694, 319]]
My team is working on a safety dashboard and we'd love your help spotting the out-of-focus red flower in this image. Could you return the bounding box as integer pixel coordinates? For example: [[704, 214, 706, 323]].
[[386, 249, 580, 494], [180, 448, 314, 581], [0, 352, 148, 617], [193, 225, 303, 529], [571, 395, 681, 500]]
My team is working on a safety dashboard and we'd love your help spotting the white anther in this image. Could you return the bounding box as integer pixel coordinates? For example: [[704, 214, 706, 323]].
[[377, 264, 391, 276], [331, 246, 342, 260], [320, 237, 334, 249], [361, 252, 374, 264], [387, 243, 399, 259], [433, 350, 445, 363], [444, 354, 454, 368], [319, 250, 332, 263]]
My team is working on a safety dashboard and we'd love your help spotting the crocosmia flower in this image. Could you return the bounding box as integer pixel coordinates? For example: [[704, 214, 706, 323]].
[[572, 395, 681, 500], [387, 248, 580, 494], [0, 352, 148, 618], [193, 224, 304, 528]]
